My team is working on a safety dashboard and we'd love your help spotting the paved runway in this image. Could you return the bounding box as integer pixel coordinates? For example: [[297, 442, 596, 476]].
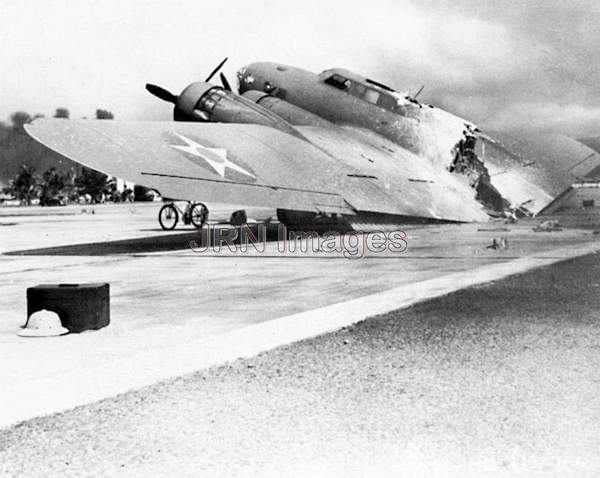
[[1, 203, 599, 428], [1, 245, 600, 477]]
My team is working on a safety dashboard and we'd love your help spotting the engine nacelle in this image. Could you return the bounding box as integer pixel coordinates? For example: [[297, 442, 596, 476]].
[[241, 91, 333, 128], [173, 81, 300, 137]]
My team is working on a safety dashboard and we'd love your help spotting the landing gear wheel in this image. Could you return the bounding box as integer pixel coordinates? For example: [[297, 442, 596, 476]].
[[190, 202, 209, 228], [159, 203, 179, 230]]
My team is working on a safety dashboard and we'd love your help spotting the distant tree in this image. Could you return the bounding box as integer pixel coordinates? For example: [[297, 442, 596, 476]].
[[1, 111, 76, 192], [10, 111, 32, 131], [2, 165, 39, 205], [95, 109, 114, 120], [54, 108, 70, 119], [0, 121, 10, 143], [62, 168, 80, 202], [39, 167, 66, 205], [75, 166, 109, 202]]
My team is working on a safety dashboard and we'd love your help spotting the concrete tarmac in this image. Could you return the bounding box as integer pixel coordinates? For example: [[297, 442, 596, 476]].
[[1, 248, 599, 477], [1, 203, 599, 429]]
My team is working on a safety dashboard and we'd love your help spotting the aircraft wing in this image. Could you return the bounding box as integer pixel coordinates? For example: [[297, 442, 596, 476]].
[[481, 131, 600, 212], [25, 119, 353, 214], [25, 119, 488, 222], [297, 125, 488, 221]]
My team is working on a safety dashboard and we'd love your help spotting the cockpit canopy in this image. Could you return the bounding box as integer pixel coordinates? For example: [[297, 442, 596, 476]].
[[320, 68, 420, 113]]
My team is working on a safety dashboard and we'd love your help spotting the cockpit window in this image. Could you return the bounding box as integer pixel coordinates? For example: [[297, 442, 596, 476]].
[[376, 92, 398, 111], [361, 87, 401, 112], [351, 83, 366, 97], [324, 74, 351, 90], [322, 70, 403, 114], [363, 88, 380, 104]]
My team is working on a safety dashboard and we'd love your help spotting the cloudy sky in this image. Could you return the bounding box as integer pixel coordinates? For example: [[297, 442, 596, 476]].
[[1, 0, 598, 137]]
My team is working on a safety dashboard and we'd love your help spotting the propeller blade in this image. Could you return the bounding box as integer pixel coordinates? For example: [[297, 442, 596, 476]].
[[220, 72, 232, 91], [205, 57, 228, 82], [145, 84, 178, 104]]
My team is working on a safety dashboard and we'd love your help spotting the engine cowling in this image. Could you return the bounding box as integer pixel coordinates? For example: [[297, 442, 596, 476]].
[[241, 90, 333, 127], [173, 81, 300, 137]]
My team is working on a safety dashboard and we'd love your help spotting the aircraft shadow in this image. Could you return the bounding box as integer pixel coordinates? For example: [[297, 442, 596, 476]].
[[4, 224, 283, 256]]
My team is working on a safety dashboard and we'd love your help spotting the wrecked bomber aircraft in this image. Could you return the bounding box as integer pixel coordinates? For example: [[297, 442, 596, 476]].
[[24, 59, 600, 230]]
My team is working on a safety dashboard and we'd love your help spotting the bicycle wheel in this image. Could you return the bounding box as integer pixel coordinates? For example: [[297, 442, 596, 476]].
[[190, 202, 209, 228], [158, 204, 179, 230]]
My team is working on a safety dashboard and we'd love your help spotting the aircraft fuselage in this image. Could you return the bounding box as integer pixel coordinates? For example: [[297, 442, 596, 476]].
[[237, 62, 474, 172]]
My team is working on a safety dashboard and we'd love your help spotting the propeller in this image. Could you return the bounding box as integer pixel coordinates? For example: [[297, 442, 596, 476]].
[[146, 57, 231, 103], [205, 57, 228, 82], [145, 84, 178, 104], [145, 57, 232, 121], [220, 72, 232, 91]]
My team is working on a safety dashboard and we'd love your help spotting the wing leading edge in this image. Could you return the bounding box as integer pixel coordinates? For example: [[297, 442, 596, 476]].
[[25, 119, 352, 214]]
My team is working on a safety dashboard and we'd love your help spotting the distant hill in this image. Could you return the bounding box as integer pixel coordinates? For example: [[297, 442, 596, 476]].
[[579, 136, 600, 154]]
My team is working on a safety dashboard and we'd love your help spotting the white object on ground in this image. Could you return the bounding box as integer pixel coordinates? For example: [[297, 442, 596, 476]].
[[17, 309, 69, 338]]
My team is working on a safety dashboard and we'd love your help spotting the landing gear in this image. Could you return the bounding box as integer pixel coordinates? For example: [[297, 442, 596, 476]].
[[158, 202, 209, 230]]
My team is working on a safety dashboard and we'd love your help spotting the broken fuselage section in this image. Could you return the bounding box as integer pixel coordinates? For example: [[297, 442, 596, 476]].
[[236, 63, 516, 216]]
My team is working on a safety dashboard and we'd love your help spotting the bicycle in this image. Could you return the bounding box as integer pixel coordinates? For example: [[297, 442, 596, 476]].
[[158, 201, 209, 230]]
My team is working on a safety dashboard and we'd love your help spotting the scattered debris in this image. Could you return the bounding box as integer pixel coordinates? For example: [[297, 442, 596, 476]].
[[533, 220, 562, 232], [487, 237, 509, 250], [230, 209, 248, 226]]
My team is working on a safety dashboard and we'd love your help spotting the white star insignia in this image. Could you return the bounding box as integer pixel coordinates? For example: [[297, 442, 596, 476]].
[[170, 133, 256, 179]]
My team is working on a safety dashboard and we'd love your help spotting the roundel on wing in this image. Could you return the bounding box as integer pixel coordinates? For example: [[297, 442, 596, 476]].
[[163, 132, 257, 183]]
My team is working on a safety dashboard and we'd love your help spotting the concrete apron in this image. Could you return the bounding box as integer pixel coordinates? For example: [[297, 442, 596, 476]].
[[1, 240, 599, 429]]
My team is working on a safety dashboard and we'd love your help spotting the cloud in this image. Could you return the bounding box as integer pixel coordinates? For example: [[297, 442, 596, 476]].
[[385, 0, 600, 135], [485, 102, 600, 135], [0, 0, 597, 136]]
